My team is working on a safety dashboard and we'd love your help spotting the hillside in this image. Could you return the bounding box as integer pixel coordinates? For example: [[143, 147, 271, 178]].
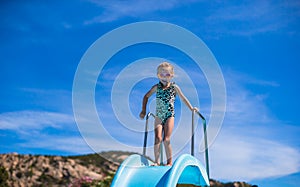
[[0, 151, 257, 187], [0, 151, 132, 187]]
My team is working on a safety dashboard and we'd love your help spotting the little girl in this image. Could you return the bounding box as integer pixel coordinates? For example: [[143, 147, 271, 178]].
[[139, 62, 198, 166]]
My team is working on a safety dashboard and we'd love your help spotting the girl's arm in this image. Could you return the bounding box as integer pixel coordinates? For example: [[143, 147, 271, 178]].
[[174, 84, 198, 111], [139, 85, 157, 119]]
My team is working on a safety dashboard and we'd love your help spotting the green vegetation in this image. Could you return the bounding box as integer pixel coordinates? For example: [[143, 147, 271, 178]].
[[68, 153, 107, 166], [69, 173, 114, 187], [0, 166, 9, 187], [68, 151, 134, 165]]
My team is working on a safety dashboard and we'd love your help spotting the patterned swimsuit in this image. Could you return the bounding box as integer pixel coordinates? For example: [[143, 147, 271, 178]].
[[156, 82, 176, 125]]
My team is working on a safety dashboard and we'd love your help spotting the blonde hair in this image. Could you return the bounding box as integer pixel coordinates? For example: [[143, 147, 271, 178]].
[[157, 62, 174, 75]]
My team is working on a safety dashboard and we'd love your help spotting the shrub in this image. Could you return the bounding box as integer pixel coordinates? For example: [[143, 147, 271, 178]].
[[0, 166, 9, 187], [69, 175, 114, 187]]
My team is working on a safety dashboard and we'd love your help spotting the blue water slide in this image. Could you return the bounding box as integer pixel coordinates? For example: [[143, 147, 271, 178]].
[[111, 154, 210, 187]]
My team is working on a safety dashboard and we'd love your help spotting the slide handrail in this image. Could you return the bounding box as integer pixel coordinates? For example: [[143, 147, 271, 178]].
[[192, 110, 210, 179], [143, 111, 210, 179], [143, 112, 164, 165], [143, 112, 155, 156]]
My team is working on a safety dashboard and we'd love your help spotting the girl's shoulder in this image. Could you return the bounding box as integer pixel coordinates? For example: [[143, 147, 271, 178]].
[[156, 82, 163, 88], [172, 83, 182, 92], [171, 82, 178, 88], [151, 84, 158, 90]]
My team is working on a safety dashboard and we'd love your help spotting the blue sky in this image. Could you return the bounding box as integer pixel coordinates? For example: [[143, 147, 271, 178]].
[[1, 0, 300, 186]]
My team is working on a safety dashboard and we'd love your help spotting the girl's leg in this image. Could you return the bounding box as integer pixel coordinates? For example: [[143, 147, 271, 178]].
[[163, 117, 174, 166], [154, 117, 163, 165]]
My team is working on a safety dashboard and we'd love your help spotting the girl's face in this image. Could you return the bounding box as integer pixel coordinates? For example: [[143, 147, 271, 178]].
[[158, 67, 173, 86]]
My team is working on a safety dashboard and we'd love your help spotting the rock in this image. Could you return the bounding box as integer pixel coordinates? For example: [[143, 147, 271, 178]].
[[0, 152, 120, 186]]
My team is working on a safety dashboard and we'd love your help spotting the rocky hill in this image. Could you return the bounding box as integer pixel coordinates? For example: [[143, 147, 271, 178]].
[[0, 152, 257, 187], [0, 151, 132, 187]]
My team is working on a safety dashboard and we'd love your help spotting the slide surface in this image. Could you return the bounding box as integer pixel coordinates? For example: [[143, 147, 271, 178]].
[[111, 154, 210, 187]]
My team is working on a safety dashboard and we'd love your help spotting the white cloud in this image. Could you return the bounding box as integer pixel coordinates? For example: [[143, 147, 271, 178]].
[[0, 110, 92, 154], [205, 1, 300, 36], [209, 129, 300, 181], [0, 110, 74, 131], [19, 136, 92, 154], [84, 0, 200, 24], [224, 69, 278, 125], [83, 0, 300, 36]]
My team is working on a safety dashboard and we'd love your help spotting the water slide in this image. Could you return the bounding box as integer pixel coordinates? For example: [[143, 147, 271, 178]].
[[111, 154, 210, 187]]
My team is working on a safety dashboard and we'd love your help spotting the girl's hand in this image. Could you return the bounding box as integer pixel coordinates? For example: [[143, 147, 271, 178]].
[[139, 111, 146, 119], [192, 107, 199, 112]]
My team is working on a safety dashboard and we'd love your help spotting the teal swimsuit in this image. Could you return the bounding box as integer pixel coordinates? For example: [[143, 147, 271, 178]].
[[156, 82, 176, 125]]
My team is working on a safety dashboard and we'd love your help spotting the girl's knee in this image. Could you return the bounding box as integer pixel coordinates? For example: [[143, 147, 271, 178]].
[[155, 136, 163, 144], [163, 137, 171, 145]]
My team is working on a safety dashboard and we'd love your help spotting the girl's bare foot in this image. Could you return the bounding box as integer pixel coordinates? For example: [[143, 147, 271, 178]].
[[151, 162, 160, 166]]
